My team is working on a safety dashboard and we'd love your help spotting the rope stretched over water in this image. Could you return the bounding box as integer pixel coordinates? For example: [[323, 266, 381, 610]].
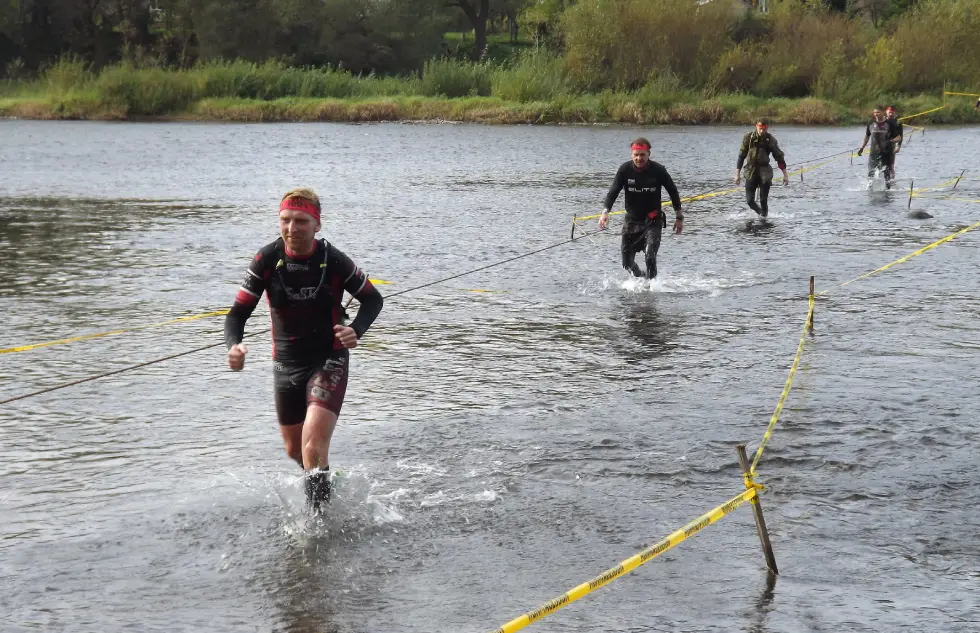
[[0, 224, 612, 406]]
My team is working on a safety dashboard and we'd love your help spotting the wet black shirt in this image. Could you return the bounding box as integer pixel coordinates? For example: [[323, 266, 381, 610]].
[[604, 160, 682, 223], [865, 119, 900, 154], [224, 238, 383, 365]]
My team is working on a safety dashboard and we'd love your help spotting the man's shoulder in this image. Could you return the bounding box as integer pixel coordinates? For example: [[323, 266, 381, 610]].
[[250, 239, 282, 269]]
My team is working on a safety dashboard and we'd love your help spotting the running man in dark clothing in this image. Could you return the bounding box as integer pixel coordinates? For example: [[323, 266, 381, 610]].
[[225, 188, 383, 512], [885, 105, 904, 177], [735, 118, 788, 218], [857, 105, 901, 183], [598, 137, 683, 279]]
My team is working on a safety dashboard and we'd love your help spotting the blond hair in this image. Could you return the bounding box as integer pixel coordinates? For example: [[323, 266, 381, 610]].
[[281, 188, 321, 211]]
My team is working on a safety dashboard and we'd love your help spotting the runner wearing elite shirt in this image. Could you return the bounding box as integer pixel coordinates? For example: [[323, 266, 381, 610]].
[[599, 137, 684, 279]]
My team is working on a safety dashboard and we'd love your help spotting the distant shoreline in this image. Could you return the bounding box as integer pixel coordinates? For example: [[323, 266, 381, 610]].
[[2, 95, 977, 126]]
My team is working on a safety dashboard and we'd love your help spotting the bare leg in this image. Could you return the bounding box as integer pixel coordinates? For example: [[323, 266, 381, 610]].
[[279, 424, 304, 468], [301, 404, 338, 470]]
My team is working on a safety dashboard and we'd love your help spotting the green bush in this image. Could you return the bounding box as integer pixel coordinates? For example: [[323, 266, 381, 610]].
[[491, 52, 571, 102], [420, 58, 493, 97]]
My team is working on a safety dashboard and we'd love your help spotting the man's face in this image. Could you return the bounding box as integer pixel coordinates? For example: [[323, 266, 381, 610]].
[[279, 208, 319, 253], [755, 122, 769, 135], [632, 148, 650, 169], [886, 109, 897, 120], [873, 109, 884, 122]]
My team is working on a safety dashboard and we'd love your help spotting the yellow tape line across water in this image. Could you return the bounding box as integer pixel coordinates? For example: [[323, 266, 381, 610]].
[[899, 105, 948, 121], [0, 310, 231, 354], [910, 176, 963, 197], [944, 91, 980, 98], [488, 488, 758, 633], [0, 278, 391, 355], [749, 294, 814, 475], [834, 220, 980, 289]]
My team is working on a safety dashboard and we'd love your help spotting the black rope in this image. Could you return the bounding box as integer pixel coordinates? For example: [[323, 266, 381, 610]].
[[0, 330, 268, 406], [785, 148, 855, 169], [1, 225, 611, 406]]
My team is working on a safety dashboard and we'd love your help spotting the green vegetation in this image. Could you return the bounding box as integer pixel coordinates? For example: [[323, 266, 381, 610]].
[[1, 0, 978, 124]]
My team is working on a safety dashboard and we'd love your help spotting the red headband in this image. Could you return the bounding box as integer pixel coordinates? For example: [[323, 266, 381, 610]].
[[279, 198, 320, 222], [631, 144, 650, 151]]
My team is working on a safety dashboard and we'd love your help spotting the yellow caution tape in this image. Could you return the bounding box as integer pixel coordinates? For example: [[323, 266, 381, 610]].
[[944, 91, 980, 98], [1, 278, 392, 354], [898, 105, 948, 121], [910, 176, 963, 197], [0, 310, 230, 355], [835, 220, 980, 289], [488, 488, 758, 633], [749, 294, 814, 475], [925, 196, 980, 204]]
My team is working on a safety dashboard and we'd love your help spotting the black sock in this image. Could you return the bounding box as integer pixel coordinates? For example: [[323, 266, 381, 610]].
[[304, 466, 331, 510]]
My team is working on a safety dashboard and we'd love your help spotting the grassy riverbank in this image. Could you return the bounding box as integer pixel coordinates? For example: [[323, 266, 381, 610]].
[[1, 60, 977, 125]]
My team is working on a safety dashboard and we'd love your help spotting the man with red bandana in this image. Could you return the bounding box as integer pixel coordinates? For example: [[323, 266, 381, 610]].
[[599, 137, 683, 279], [735, 117, 788, 218], [224, 188, 383, 512], [884, 105, 904, 177]]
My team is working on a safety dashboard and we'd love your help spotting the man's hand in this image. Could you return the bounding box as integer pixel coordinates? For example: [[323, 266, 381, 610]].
[[673, 216, 684, 235], [894, 146, 901, 154], [334, 325, 358, 349], [598, 211, 610, 230], [857, 148, 864, 157], [734, 169, 741, 185], [227, 343, 248, 371], [782, 171, 790, 186]]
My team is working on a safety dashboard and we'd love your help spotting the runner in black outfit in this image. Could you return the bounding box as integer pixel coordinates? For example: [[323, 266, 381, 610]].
[[225, 188, 383, 512], [857, 105, 901, 184], [885, 105, 904, 177], [599, 137, 684, 279]]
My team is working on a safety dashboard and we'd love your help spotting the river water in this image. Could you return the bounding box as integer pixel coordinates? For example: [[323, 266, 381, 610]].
[[1, 120, 978, 632]]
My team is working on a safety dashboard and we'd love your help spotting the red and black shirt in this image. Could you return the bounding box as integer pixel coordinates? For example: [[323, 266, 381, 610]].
[[224, 238, 383, 364]]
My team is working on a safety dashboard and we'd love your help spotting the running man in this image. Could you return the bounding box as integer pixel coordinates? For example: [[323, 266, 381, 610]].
[[735, 118, 789, 218], [225, 188, 383, 512], [857, 105, 901, 183], [885, 105, 904, 177], [598, 137, 683, 279]]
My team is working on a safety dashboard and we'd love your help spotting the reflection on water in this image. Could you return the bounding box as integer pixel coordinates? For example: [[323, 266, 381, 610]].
[[1, 121, 979, 633], [616, 296, 682, 362]]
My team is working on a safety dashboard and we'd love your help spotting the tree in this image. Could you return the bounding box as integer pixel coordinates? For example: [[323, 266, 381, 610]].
[[446, 0, 489, 59]]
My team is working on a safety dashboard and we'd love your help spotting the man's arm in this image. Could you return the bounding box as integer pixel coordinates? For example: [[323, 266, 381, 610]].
[[770, 136, 789, 183], [334, 250, 383, 339], [891, 122, 903, 152], [735, 133, 750, 183], [858, 124, 871, 155], [602, 164, 626, 212], [658, 164, 682, 217], [225, 250, 268, 370], [600, 164, 626, 228], [736, 133, 750, 171]]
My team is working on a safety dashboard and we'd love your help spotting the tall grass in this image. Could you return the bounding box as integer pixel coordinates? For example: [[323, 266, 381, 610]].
[[420, 58, 492, 97], [491, 52, 571, 102]]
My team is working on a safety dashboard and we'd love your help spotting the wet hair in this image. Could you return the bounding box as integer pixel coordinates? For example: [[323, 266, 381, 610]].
[[756, 117, 770, 126], [281, 188, 321, 212], [886, 105, 897, 112], [631, 137, 651, 150], [873, 104, 885, 112]]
